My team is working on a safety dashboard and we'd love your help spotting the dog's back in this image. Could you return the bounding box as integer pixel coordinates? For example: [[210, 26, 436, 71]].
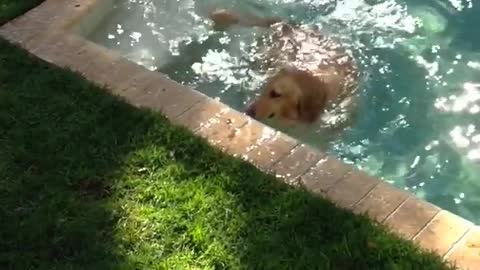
[[208, 9, 360, 125], [264, 22, 359, 101]]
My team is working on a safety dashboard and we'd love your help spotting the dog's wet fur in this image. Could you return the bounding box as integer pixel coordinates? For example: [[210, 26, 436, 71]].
[[209, 9, 360, 126]]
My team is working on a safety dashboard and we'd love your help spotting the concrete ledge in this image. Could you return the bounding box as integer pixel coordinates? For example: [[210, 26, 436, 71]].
[[1, 1, 478, 269], [384, 197, 441, 240], [446, 227, 480, 270]]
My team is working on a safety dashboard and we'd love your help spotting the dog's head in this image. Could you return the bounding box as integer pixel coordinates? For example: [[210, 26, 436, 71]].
[[246, 67, 328, 124]]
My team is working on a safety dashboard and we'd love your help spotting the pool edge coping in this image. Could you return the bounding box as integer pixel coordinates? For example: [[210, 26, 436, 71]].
[[1, 0, 478, 269]]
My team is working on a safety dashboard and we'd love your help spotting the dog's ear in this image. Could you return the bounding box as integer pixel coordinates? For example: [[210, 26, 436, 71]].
[[294, 72, 327, 123], [297, 94, 322, 123]]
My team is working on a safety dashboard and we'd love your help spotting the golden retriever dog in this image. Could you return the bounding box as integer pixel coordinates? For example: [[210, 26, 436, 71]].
[[209, 9, 360, 126]]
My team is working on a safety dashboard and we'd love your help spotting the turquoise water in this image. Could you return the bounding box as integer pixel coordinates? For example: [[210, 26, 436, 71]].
[[88, 0, 480, 223]]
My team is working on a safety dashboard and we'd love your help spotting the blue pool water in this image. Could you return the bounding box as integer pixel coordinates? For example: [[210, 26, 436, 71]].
[[88, 0, 480, 223]]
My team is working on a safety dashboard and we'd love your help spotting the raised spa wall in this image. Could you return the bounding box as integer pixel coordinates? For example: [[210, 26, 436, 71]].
[[1, 0, 479, 269]]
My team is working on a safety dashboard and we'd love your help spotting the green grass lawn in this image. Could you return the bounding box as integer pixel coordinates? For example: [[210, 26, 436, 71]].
[[0, 1, 457, 270]]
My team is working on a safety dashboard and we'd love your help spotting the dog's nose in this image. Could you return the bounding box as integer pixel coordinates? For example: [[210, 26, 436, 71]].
[[245, 106, 256, 118]]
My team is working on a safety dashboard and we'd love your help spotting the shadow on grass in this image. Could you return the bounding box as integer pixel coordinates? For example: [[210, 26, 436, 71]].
[[0, 39, 454, 270], [0, 38, 151, 269]]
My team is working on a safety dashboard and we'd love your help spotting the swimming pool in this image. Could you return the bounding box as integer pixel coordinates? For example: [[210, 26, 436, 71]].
[[87, 0, 480, 223]]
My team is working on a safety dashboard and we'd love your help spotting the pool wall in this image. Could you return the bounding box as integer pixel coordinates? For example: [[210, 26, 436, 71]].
[[1, 0, 478, 268]]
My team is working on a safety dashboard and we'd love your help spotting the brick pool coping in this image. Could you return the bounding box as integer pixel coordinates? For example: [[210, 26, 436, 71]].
[[1, 0, 479, 268]]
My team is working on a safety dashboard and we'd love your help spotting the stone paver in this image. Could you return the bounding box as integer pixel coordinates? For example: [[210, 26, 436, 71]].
[[271, 144, 325, 186], [384, 197, 441, 240], [110, 70, 205, 118], [244, 133, 298, 172], [447, 227, 480, 270], [114, 70, 158, 96], [67, 44, 121, 84], [0, 23, 50, 51], [32, 36, 145, 91], [197, 119, 276, 158], [32, 35, 102, 72], [326, 171, 380, 209], [353, 182, 410, 223], [126, 75, 205, 118], [66, 0, 113, 34], [300, 156, 353, 195], [16, 0, 73, 27], [414, 211, 473, 257], [175, 98, 233, 131], [22, 0, 98, 29], [96, 57, 151, 90]]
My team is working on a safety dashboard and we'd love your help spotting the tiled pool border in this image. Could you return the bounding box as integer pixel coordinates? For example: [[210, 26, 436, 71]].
[[1, 0, 479, 268]]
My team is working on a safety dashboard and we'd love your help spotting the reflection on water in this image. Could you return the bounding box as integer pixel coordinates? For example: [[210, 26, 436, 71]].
[[88, 0, 480, 223]]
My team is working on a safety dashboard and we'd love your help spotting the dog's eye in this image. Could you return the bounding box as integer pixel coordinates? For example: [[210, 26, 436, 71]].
[[269, 89, 282, 98], [268, 113, 275, 119]]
